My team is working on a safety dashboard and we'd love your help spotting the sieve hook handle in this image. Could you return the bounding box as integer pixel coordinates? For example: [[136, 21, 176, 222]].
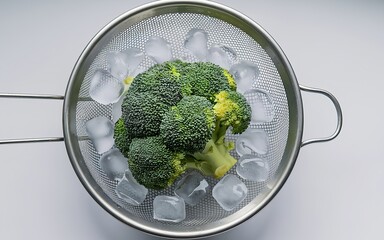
[[0, 93, 65, 144], [299, 85, 343, 147]]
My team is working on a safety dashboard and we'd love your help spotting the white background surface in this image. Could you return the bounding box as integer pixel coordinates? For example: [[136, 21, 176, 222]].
[[0, 0, 383, 239]]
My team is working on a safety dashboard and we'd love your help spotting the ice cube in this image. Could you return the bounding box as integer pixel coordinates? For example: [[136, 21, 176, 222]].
[[174, 172, 209, 206], [236, 155, 270, 182], [230, 61, 260, 94], [131, 65, 146, 78], [99, 148, 128, 180], [236, 128, 269, 156], [115, 169, 148, 206], [153, 196, 186, 223], [106, 48, 144, 80], [243, 89, 275, 123], [85, 116, 115, 154], [144, 36, 173, 63], [112, 96, 124, 123], [212, 174, 247, 211], [184, 28, 209, 61], [89, 69, 124, 105], [207, 44, 237, 69]]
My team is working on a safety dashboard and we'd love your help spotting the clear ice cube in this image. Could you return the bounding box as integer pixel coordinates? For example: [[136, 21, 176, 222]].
[[99, 148, 128, 180], [85, 116, 115, 154], [236, 155, 270, 182], [243, 89, 275, 123], [153, 196, 186, 223], [115, 169, 148, 206], [212, 174, 248, 211], [174, 171, 209, 206], [144, 36, 173, 64], [106, 48, 144, 80], [112, 96, 124, 123], [236, 128, 269, 156], [184, 28, 209, 61], [131, 65, 146, 78], [230, 61, 260, 94], [89, 69, 124, 105], [207, 44, 237, 69]]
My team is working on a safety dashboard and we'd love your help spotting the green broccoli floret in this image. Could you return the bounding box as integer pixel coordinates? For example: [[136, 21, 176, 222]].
[[213, 90, 252, 135], [160, 95, 215, 153], [181, 62, 237, 102], [131, 76, 183, 106], [159, 92, 250, 180], [121, 60, 194, 138], [127, 136, 234, 189], [113, 118, 131, 157], [129, 60, 191, 101], [114, 60, 252, 189], [128, 136, 186, 190], [122, 91, 167, 138]]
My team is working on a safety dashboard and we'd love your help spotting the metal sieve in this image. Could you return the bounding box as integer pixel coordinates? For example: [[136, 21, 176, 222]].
[[0, 0, 342, 238]]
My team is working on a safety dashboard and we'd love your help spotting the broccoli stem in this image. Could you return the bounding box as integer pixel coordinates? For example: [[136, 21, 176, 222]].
[[185, 139, 237, 179], [212, 119, 230, 144], [211, 121, 234, 152]]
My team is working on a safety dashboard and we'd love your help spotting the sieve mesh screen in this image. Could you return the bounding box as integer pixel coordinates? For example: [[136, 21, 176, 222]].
[[74, 11, 289, 228]]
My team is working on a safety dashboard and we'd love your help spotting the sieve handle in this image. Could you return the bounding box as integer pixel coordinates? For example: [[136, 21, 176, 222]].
[[0, 93, 65, 144], [299, 85, 343, 147]]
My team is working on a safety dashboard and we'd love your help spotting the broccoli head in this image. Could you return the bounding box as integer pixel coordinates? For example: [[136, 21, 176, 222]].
[[213, 90, 252, 135], [113, 60, 252, 189], [122, 91, 168, 138], [126, 135, 235, 189], [160, 95, 215, 153], [122, 60, 195, 138], [181, 62, 236, 102], [128, 136, 186, 190], [129, 60, 191, 102], [159, 92, 250, 180]]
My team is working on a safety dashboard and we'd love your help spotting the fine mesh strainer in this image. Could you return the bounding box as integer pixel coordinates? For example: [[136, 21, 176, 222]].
[[0, 0, 342, 238]]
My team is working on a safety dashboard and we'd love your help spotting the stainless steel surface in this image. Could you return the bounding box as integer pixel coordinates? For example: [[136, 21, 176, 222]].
[[0, 93, 65, 100], [0, 93, 64, 144], [0, 137, 64, 144], [299, 86, 343, 147]]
